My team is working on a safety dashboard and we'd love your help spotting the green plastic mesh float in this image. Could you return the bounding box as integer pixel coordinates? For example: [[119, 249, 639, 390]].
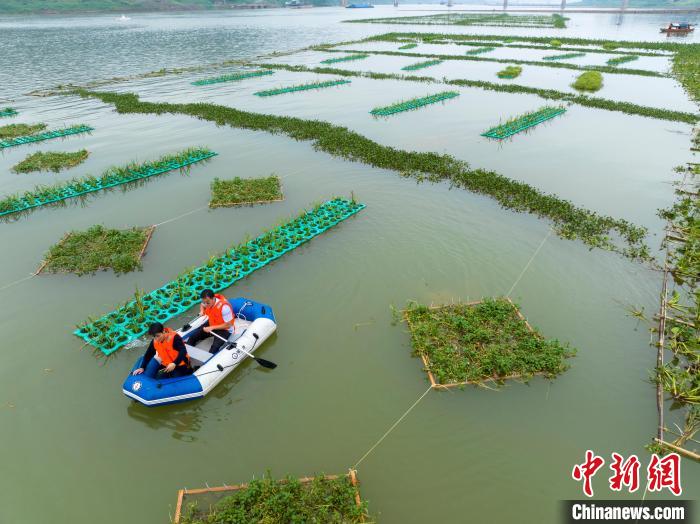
[[0, 107, 18, 118], [254, 79, 351, 97], [398, 43, 418, 50], [0, 124, 93, 149], [191, 70, 274, 86], [481, 106, 566, 140], [401, 59, 442, 71], [321, 54, 370, 64], [465, 46, 496, 55], [607, 55, 639, 66], [542, 52, 586, 61], [74, 198, 366, 355], [370, 91, 459, 116]]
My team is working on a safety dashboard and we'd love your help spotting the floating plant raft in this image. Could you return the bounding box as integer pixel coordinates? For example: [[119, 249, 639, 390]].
[[370, 91, 459, 116], [401, 59, 442, 71], [37, 225, 155, 276], [497, 65, 522, 79], [321, 53, 369, 64], [0, 148, 216, 219], [607, 55, 639, 66], [0, 107, 17, 118], [254, 79, 351, 97], [74, 197, 365, 355], [175, 470, 367, 524], [542, 52, 586, 61], [209, 175, 283, 208], [0, 124, 93, 149], [404, 297, 575, 388], [465, 46, 496, 55], [481, 106, 566, 140], [191, 70, 274, 86], [12, 150, 89, 174], [398, 43, 418, 50]]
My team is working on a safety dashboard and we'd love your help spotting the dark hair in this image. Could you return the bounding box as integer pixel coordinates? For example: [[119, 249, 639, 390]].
[[148, 322, 165, 336], [200, 289, 215, 299]]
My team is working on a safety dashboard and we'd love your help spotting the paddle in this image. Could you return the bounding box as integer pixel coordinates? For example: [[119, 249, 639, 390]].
[[210, 331, 277, 369]]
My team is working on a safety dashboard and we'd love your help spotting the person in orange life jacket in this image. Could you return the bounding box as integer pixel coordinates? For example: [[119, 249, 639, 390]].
[[132, 322, 193, 378], [185, 289, 235, 355]]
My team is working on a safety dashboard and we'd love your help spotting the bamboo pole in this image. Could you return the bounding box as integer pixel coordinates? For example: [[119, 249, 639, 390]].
[[656, 250, 669, 443], [654, 438, 700, 462]]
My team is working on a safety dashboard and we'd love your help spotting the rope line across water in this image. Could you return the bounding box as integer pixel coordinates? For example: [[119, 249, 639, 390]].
[[506, 228, 552, 298]]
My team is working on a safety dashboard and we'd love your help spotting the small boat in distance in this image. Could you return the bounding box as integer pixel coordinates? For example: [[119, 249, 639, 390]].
[[346, 2, 374, 7], [117, 14, 131, 21], [660, 22, 694, 34]]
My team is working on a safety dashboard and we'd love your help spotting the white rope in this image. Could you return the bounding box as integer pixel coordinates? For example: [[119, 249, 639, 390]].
[[353, 385, 433, 469], [506, 228, 552, 297], [0, 274, 35, 292], [153, 205, 208, 227]]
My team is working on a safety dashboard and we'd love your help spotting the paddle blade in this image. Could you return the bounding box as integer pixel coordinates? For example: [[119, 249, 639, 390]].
[[254, 357, 277, 369]]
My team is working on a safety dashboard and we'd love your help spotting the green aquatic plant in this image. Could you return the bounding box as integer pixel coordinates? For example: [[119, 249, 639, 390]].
[[12, 150, 89, 173], [0, 107, 18, 118], [41, 225, 152, 275], [320, 53, 369, 64], [572, 71, 603, 92], [542, 52, 586, 61], [550, 39, 563, 48], [404, 298, 576, 386], [370, 91, 459, 116], [254, 79, 351, 97], [496, 65, 522, 79], [465, 46, 496, 55], [401, 59, 442, 71], [398, 42, 418, 50], [602, 42, 619, 51], [71, 90, 651, 261], [191, 69, 274, 86], [0, 124, 93, 149], [210, 175, 283, 208], [0, 122, 46, 139], [607, 54, 640, 67], [344, 12, 566, 28], [482, 106, 566, 140]]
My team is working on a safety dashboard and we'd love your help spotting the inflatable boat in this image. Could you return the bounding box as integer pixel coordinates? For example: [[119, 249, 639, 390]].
[[123, 297, 277, 406]]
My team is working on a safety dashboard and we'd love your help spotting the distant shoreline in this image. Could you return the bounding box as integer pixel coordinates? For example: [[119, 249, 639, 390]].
[[0, 4, 291, 16]]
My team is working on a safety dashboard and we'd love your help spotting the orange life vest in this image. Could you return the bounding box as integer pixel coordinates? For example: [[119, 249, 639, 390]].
[[154, 328, 189, 367], [203, 294, 235, 331]]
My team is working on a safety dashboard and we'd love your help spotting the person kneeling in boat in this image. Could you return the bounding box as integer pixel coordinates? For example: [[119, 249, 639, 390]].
[[132, 322, 193, 378], [186, 289, 235, 355]]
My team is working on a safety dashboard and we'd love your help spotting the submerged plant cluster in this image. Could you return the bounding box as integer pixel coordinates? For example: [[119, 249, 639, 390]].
[[191, 69, 274, 86], [254, 79, 351, 97], [400, 59, 442, 71], [320, 53, 369, 64], [74, 197, 365, 355], [180, 473, 368, 524], [12, 150, 89, 174], [404, 298, 575, 386], [572, 70, 603, 92], [0, 107, 18, 118], [0, 148, 216, 219], [497, 65, 522, 79], [42, 225, 152, 275], [72, 90, 651, 259], [209, 175, 283, 208], [344, 13, 567, 29], [542, 52, 586, 61], [607, 54, 639, 66], [370, 91, 459, 116], [481, 106, 566, 140], [0, 124, 93, 149]]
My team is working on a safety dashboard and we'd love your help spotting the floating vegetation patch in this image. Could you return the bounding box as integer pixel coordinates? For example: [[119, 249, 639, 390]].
[[482, 106, 566, 140], [401, 59, 442, 71], [177, 472, 368, 524], [497, 65, 522, 79], [73, 90, 651, 259], [191, 69, 274, 86], [209, 175, 283, 208], [572, 70, 603, 92], [254, 79, 351, 97], [0, 124, 93, 149], [320, 53, 369, 64], [12, 150, 89, 174], [673, 46, 700, 104], [38, 225, 155, 276], [370, 90, 459, 116], [344, 13, 567, 28], [0, 107, 18, 118], [404, 298, 575, 387], [398, 42, 418, 50], [542, 52, 586, 61], [0, 148, 215, 220], [73, 197, 365, 355], [607, 54, 639, 67], [465, 46, 496, 55], [0, 122, 46, 139]]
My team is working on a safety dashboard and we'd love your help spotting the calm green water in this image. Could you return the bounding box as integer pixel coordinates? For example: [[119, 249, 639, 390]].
[[0, 7, 698, 524]]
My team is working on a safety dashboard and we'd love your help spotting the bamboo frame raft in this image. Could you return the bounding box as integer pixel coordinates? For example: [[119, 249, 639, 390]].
[[0, 107, 18, 118], [370, 91, 459, 116], [0, 124, 93, 149], [173, 470, 365, 523], [74, 198, 365, 355], [321, 53, 369, 64], [401, 59, 443, 71], [542, 52, 586, 61], [254, 79, 351, 97], [404, 298, 551, 390], [481, 106, 566, 140], [191, 70, 274, 86]]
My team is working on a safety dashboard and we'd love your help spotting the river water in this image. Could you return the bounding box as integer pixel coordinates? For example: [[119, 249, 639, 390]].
[[0, 6, 698, 524]]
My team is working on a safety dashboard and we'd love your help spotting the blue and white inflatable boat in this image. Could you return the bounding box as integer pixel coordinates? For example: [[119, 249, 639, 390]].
[[123, 297, 277, 407]]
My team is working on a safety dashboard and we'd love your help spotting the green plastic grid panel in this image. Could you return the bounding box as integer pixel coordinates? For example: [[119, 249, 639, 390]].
[[73, 198, 366, 355], [191, 70, 274, 86], [542, 52, 586, 61], [401, 59, 442, 71], [370, 91, 460, 116], [0, 150, 217, 218], [0, 108, 18, 118], [607, 55, 639, 66], [254, 79, 351, 97], [481, 106, 566, 140], [321, 54, 369, 64], [0, 125, 93, 149], [398, 43, 418, 50], [465, 46, 496, 55]]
